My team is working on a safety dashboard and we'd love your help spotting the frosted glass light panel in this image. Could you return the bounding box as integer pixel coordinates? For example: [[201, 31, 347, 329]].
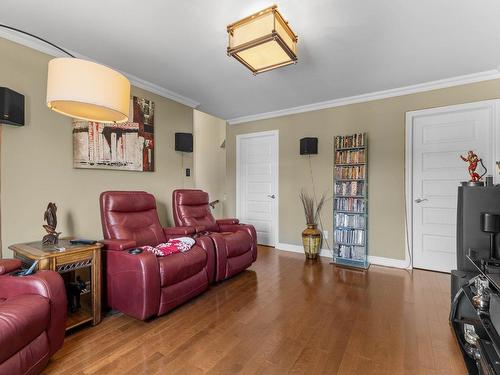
[[227, 5, 298, 74]]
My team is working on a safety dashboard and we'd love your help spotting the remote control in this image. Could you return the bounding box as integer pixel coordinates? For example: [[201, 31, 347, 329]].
[[70, 239, 97, 245]]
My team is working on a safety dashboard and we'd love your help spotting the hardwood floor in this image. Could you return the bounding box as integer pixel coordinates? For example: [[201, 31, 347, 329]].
[[44, 246, 467, 375]]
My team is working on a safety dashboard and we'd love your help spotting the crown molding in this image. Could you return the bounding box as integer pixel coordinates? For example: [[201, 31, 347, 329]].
[[0, 30, 200, 108], [126, 74, 200, 108], [4, 27, 499, 120], [227, 69, 500, 125]]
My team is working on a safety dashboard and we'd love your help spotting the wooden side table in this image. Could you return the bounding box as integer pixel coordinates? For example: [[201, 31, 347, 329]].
[[9, 239, 103, 331]]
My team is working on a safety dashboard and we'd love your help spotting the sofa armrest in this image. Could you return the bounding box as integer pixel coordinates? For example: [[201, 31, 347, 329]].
[[0, 259, 22, 275], [0, 270, 67, 355], [104, 250, 160, 320], [218, 223, 253, 234], [218, 223, 258, 262], [102, 239, 137, 251], [216, 218, 240, 225]]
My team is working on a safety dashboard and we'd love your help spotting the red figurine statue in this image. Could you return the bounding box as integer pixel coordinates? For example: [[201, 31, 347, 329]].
[[460, 150, 486, 182]]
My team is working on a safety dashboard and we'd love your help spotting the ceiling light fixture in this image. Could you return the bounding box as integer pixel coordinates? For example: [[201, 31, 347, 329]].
[[0, 24, 130, 123], [227, 5, 298, 75]]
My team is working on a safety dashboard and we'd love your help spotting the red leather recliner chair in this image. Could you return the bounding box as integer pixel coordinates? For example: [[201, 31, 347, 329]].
[[99, 191, 215, 321], [0, 259, 66, 375], [172, 189, 257, 282]]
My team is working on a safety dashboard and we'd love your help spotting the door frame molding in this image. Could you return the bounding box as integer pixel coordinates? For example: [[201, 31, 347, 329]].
[[405, 99, 500, 270], [236, 129, 279, 247]]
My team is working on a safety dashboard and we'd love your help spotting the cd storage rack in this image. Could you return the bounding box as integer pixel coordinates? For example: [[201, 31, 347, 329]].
[[333, 133, 369, 269]]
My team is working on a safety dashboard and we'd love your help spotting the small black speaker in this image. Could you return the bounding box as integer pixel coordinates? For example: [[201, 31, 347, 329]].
[[300, 137, 318, 155], [175, 132, 193, 153], [0, 87, 24, 126]]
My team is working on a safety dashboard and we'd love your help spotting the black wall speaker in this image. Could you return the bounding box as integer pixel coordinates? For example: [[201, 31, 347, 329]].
[[175, 132, 193, 153], [0, 87, 25, 126], [300, 137, 318, 155]]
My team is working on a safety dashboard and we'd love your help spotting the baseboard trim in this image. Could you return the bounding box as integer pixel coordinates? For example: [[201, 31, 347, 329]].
[[275, 242, 411, 269], [368, 255, 411, 269], [276, 242, 332, 258]]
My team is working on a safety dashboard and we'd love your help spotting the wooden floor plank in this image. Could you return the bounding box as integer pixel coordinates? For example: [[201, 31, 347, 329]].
[[43, 246, 467, 375]]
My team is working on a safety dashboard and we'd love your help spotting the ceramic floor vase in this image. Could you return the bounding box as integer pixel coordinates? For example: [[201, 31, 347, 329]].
[[302, 224, 321, 259]]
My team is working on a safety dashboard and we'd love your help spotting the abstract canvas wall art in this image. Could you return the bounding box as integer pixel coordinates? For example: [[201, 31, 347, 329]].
[[73, 96, 155, 171]]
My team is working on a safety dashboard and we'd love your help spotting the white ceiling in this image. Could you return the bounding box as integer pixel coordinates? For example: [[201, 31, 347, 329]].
[[1, 0, 500, 121]]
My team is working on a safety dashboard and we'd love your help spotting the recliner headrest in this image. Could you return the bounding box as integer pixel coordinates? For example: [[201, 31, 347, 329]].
[[174, 189, 209, 206], [100, 191, 156, 212]]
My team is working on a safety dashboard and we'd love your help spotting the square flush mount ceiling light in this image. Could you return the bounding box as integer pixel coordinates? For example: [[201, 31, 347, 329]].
[[227, 5, 298, 74]]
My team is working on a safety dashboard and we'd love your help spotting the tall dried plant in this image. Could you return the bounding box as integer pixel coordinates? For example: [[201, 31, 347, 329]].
[[300, 190, 326, 225]]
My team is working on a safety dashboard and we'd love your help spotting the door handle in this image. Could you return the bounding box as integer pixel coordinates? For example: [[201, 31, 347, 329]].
[[414, 198, 428, 203], [267, 194, 276, 199]]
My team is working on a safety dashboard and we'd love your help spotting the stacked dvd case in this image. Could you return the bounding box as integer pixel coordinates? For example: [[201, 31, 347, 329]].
[[335, 165, 365, 179], [334, 228, 365, 245], [335, 212, 365, 228], [334, 133, 365, 149], [335, 149, 366, 164], [334, 181, 365, 196], [334, 198, 365, 212], [333, 133, 369, 269]]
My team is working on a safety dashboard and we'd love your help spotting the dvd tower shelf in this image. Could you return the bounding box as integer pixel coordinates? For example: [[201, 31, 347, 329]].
[[333, 133, 369, 269]]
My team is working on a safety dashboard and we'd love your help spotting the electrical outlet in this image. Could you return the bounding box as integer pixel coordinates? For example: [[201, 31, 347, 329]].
[[323, 230, 328, 239]]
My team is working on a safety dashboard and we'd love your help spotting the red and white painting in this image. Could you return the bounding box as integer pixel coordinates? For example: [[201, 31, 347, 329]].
[[73, 96, 155, 171]]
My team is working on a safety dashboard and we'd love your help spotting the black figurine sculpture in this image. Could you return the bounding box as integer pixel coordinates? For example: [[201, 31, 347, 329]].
[[42, 202, 61, 245]]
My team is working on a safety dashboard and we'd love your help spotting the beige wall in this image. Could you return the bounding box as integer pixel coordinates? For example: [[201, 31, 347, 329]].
[[193, 110, 227, 218], [0, 38, 193, 257], [226, 79, 500, 260]]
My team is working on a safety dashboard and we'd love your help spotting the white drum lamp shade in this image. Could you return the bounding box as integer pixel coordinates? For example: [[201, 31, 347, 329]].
[[46, 58, 130, 123]]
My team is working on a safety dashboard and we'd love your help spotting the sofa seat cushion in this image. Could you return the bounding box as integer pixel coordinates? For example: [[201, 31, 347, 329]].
[[0, 294, 50, 363], [218, 231, 252, 258], [158, 246, 207, 287]]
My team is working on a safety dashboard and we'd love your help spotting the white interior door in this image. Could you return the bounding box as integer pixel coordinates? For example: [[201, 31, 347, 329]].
[[237, 130, 278, 246], [408, 101, 499, 273]]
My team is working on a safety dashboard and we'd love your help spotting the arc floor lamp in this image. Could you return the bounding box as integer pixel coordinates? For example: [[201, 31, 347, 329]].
[[0, 24, 130, 123]]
